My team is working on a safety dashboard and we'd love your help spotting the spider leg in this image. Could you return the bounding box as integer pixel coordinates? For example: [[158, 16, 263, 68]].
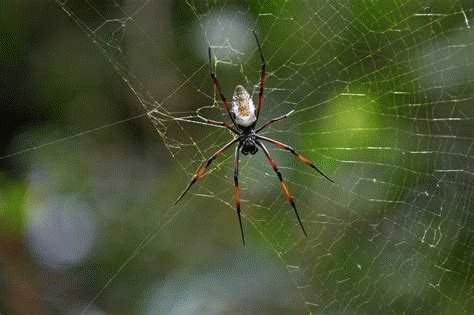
[[233, 143, 245, 245], [256, 141, 308, 237], [257, 135, 334, 183], [197, 115, 239, 134], [208, 47, 237, 127], [253, 30, 266, 120], [174, 138, 239, 205], [256, 110, 294, 133]]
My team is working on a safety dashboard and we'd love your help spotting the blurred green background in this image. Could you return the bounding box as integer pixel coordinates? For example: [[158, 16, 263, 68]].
[[1, 1, 473, 314]]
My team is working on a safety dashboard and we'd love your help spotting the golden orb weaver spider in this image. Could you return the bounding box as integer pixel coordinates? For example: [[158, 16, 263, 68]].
[[175, 31, 334, 245]]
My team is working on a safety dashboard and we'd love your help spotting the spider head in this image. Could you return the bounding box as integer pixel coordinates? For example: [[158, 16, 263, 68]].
[[241, 136, 258, 155]]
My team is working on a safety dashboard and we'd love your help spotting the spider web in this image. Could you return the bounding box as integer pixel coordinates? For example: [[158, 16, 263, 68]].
[[40, 0, 474, 313]]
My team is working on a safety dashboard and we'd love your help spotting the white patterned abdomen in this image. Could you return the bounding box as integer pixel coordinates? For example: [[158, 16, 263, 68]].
[[232, 85, 256, 127]]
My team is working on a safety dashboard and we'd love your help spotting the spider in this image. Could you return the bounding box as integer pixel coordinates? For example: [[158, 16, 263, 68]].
[[175, 31, 334, 245]]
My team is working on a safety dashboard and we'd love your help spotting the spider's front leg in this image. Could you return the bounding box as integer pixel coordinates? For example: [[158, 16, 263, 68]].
[[257, 135, 334, 183], [256, 141, 308, 237], [174, 138, 239, 204], [233, 143, 245, 245]]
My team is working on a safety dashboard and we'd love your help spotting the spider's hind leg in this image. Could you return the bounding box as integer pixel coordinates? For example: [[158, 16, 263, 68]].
[[252, 30, 267, 121], [197, 115, 239, 134]]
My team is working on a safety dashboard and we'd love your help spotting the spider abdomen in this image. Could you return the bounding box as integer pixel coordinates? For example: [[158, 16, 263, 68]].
[[232, 85, 256, 127]]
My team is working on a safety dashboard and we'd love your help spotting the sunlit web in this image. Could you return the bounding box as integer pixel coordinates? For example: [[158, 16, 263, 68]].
[[19, 0, 474, 313]]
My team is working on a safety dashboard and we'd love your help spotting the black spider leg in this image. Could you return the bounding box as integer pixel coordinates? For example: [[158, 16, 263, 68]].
[[253, 30, 266, 120], [208, 47, 237, 127], [233, 142, 245, 245], [257, 135, 334, 183], [256, 110, 295, 133], [256, 141, 308, 237], [174, 138, 239, 205], [197, 115, 239, 134]]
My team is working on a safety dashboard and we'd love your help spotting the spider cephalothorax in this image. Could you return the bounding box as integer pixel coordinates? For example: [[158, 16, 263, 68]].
[[240, 129, 258, 155], [175, 31, 334, 245]]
